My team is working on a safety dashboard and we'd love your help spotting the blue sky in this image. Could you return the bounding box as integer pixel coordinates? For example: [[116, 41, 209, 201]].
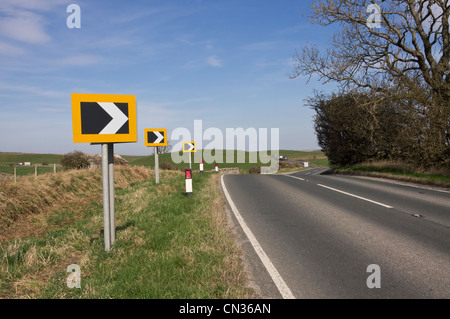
[[0, 0, 338, 156]]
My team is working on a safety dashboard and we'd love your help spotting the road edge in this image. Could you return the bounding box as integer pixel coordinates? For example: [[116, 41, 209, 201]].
[[220, 174, 295, 299]]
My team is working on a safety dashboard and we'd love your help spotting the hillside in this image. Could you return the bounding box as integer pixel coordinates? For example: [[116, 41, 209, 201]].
[[124, 149, 329, 173]]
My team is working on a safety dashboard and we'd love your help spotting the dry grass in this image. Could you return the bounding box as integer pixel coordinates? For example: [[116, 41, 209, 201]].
[[0, 165, 153, 298], [0, 168, 255, 299], [0, 166, 153, 242]]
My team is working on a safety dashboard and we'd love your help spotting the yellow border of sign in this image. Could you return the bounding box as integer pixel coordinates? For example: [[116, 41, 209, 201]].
[[71, 93, 137, 143], [144, 128, 168, 147], [182, 141, 197, 152]]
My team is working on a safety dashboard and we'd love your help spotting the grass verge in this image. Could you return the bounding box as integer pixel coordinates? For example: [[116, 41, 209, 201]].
[[329, 160, 450, 188], [0, 169, 255, 299]]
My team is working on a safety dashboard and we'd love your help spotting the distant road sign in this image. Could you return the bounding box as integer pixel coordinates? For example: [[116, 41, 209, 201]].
[[145, 128, 167, 147], [72, 93, 137, 143], [183, 141, 197, 152]]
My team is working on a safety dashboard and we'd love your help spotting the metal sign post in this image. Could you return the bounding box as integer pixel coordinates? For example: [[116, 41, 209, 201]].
[[108, 143, 115, 245], [100, 143, 116, 251], [72, 93, 137, 252], [189, 151, 192, 170], [101, 143, 111, 251], [182, 141, 196, 171], [155, 146, 159, 184], [144, 129, 167, 185]]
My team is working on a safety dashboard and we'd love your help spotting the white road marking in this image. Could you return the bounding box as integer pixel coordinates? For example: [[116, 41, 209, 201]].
[[317, 184, 393, 209], [349, 175, 450, 194], [221, 175, 295, 299], [283, 174, 305, 181]]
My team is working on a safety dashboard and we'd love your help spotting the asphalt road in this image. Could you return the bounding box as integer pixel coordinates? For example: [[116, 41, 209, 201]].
[[222, 168, 450, 298]]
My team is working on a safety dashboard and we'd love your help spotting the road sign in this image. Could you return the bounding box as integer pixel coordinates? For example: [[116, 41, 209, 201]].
[[183, 141, 197, 152], [145, 128, 167, 147], [71, 93, 137, 143]]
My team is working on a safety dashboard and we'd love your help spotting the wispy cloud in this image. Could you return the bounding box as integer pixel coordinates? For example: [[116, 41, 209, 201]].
[[0, 83, 66, 98], [183, 56, 224, 69], [238, 41, 279, 52], [0, 0, 68, 12], [59, 54, 102, 66], [206, 56, 222, 67], [0, 41, 26, 56], [0, 10, 51, 44]]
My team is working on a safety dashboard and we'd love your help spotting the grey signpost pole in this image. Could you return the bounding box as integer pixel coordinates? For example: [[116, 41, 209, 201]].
[[72, 93, 136, 252], [155, 146, 159, 184], [108, 143, 115, 245], [101, 143, 111, 251], [189, 150, 192, 170]]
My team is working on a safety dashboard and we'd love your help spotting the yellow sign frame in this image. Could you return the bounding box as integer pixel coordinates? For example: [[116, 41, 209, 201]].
[[71, 93, 137, 143], [182, 141, 197, 152], [144, 128, 168, 147]]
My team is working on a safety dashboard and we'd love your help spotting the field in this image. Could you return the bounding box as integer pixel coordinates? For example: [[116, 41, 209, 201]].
[[0, 153, 64, 178], [0, 153, 63, 166], [0, 150, 327, 178], [0, 166, 254, 298], [124, 149, 329, 173]]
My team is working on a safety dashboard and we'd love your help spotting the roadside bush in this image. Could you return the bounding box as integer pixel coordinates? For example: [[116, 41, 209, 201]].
[[60, 151, 90, 170], [248, 166, 260, 174], [160, 161, 178, 170]]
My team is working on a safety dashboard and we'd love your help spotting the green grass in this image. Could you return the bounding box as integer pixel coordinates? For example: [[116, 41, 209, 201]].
[[0, 152, 64, 177], [0, 152, 63, 166], [0, 166, 63, 176], [0, 169, 254, 299], [331, 162, 450, 188]]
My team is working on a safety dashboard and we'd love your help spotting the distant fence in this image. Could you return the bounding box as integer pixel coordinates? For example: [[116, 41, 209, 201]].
[[0, 164, 63, 182]]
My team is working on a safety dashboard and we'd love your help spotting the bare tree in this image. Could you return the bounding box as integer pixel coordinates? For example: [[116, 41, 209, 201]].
[[292, 0, 450, 164], [155, 143, 172, 155], [291, 0, 449, 98]]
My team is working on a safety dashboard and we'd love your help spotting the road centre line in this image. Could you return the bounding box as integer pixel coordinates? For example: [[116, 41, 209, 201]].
[[317, 184, 393, 209], [281, 175, 392, 208], [220, 175, 295, 299], [283, 174, 305, 181]]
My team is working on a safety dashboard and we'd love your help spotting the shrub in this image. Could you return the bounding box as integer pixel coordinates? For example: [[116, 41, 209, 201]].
[[248, 166, 260, 174], [60, 151, 90, 170], [160, 161, 177, 170]]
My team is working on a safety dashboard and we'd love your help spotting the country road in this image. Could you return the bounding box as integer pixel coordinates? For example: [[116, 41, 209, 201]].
[[221, 169, 450, 299]]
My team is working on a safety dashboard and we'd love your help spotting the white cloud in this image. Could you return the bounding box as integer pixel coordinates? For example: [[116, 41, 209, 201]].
[[0, 83, 66, 98], [0, 0, 68, 12], [206, 55, 223, 67], [239, 41, 279, 52], [0, 41, 26, 56], [59, 54, 102, 66], [0, 9, 51, 44]]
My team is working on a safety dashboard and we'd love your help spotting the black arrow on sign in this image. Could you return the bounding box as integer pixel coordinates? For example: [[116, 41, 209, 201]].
[[80, 102, 129, 134], [147, 131, 165, 144]]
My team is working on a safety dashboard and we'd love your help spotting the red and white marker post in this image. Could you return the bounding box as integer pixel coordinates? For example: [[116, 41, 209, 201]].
[[215, 163, 218, 172], [185, 169, 193, 196], [199, 159, 204, 173]]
